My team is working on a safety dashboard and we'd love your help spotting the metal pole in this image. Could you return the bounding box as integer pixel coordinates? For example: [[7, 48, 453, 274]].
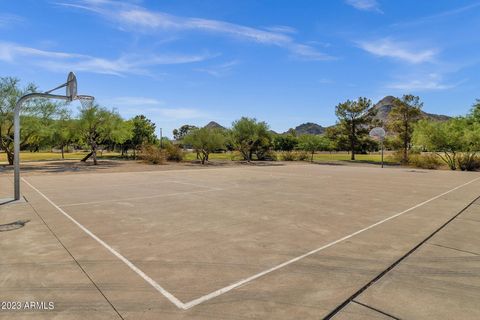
[[381, 141, 384, 168], [13, 93, 70, 200], [160, 128, 163, 149]]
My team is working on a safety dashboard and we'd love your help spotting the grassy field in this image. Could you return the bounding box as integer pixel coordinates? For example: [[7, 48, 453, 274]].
[[1, 150, 393, 165], [183, 151, 395, 164], [0, 151, 122, 164]]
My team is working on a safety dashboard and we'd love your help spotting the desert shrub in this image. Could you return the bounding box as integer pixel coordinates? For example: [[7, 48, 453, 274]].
[[296, 151, 310, 161], [263, 150, 277, 161], [165, 144, 184, 162], [409, 153, 441, 169], [386, 150, 404, 163], [457, 154, 480, 171], [139, 145, 166, 164], [280, 151, 296, 161]]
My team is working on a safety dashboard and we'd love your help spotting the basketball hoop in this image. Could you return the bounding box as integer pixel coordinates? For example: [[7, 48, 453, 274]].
[[369, 127, 386, 141], [369, 127, 386, 168], [77, 95, 95, 109], [12, 72, 95, 200]]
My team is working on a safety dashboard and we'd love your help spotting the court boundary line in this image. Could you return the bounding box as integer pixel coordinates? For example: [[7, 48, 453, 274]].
[[22, 176, 480, 310], [59, 187, 222, 208]]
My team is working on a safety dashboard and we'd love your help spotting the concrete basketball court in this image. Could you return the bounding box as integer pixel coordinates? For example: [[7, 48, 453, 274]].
[[1, 163, 479, 319]]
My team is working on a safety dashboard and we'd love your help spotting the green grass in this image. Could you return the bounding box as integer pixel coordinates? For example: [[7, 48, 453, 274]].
[[0, 151, 122, 164], [183, 151, 244, 161], [311, 153, 395, 163], [0, 150, 395, 165], [182, 151, 396, 164]]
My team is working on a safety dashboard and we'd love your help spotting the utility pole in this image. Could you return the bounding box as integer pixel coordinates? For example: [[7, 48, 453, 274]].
[[160, 128, 163, 149]]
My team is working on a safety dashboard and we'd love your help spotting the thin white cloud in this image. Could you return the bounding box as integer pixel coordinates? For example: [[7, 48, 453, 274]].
[[59, 0, 332, 61], [157, 108, 205, 119], [345, 0, 382, 13], [387, 73, 457, 91], [195, 60, 239, 77], [0, 42, 212, 75], [121, 106, 207, 119], [263, 25, 297, 34], [110, 96, 163, 106], [392, 2, 480, 28], [357, 38, 437, 64], [0, 13, 24, 28]]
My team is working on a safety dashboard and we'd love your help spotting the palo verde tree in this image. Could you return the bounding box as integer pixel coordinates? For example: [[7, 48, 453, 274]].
[[230, 117, 272, 161], [273, 134, 298, 151], [335, 97, 375, 160], [173, 124, 198, 141], [0, 76, 48, 164], [125, 115, 157, 159], [297, 134, 332, 162], [51, 109, 78, 159], [388, 95, 423, 163], [77, 104, 126, 165], [412, 118, 467, 170], [183, 127, 225, 164]]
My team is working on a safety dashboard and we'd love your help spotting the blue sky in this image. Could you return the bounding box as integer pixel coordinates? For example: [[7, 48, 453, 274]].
[[1, 0, 480, 137]]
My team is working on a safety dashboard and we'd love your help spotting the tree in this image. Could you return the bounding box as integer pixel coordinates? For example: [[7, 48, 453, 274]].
[[77, 104, 126, 165], [273, 134, 298, 151], [413, 119, 466, 170], [0, 77, 52, 164], [51, 110, 77, 159], [298, 134, 331, 161], [388, 95, 423, 163], [125, 115, 157, 159], [335, 97, 375, 160], [173, 124, 197, 140], [183, 127, 225, 164], [471, 99, 480, 122], [230, 117, 272, 161]]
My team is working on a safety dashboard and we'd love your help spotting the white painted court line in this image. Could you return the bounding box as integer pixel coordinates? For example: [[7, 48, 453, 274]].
[[22, 177, 188, 310], [22, 176, 480, 310], [59, 187, 222, 208]]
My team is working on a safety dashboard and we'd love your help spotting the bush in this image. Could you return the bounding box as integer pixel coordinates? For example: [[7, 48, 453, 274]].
[[165, 144, 184, 162], [296, 151, 310, 161], [139, 145, 166, 164], [280, 151, 296, 161], [409, 153, 441, 169], [457, 154, 480, 171]]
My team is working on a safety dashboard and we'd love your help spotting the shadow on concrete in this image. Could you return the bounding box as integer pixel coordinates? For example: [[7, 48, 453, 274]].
[[0, 219, 30, 232], [0, 160, 124, 174]]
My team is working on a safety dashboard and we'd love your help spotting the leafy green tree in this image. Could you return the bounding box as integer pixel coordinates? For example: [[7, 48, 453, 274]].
[[297, 134, 331, 161], [471, 99, 480, 122], [77, 104, 126, 165], [230, 117, 272, 161], [273, 134, 298, 151], [51, 110, 78, 159], [0, 77, 50, 164], [413, 119, 464, 170], [173, 124, 197, 140], [183, 127, 225, 164], [124, 115, 157, 159], [335, 97, 375, 160], [388, 95, 423, 163]]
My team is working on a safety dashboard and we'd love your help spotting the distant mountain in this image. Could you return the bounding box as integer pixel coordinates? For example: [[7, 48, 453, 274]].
[[204, 121, 226, 130], [372, 96, 450, 124], [289, 122, 326, 135]]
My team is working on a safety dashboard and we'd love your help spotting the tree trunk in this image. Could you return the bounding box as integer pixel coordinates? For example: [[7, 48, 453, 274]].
[[311, 151, 314, 162], [7, 149, 14, 165], [61, 145, 65, 159], [81, 151, 93, 162]]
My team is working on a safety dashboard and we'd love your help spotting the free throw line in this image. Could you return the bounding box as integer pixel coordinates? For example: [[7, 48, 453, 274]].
[[22, 176, 480, 310]]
